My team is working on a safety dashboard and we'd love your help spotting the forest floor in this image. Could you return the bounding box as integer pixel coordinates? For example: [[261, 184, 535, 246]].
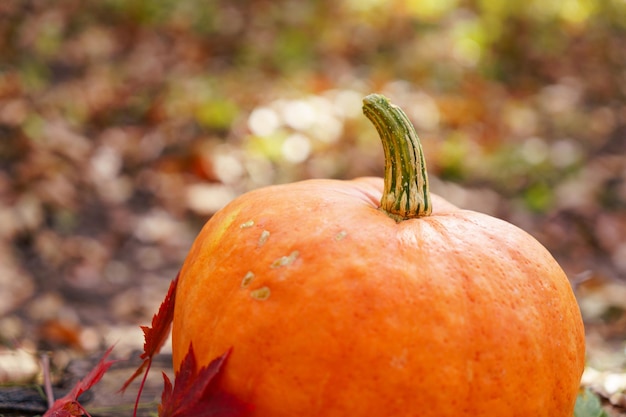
[[1, 1, 625, 415]]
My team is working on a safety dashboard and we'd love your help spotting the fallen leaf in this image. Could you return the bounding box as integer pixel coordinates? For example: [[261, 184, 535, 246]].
[[121, 275, 178, 393], [574, 388, 609, 417], [158, 344, 250, 417], [121, 275, 178, 417], [43, 345, 116, 417]]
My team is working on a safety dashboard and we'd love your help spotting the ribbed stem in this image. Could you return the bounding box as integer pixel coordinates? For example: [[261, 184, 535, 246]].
[[362, 93, 431, 221]]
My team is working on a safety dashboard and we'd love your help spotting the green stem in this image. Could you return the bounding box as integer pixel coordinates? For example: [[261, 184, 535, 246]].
[[362, 93, 432, 221]]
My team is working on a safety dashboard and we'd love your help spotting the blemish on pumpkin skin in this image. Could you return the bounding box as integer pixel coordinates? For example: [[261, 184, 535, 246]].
[[390, 348, 408, 369], [258, 230, 270, 247], [271, 251, 299, 268], [241, 271, 255, 288], [239, 220, 255, 229], [335, 230, 348, 241], [250, 286, 271, 300]]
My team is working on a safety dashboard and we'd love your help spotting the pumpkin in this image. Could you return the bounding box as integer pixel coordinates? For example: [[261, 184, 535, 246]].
[[171, 94, 585, 416]]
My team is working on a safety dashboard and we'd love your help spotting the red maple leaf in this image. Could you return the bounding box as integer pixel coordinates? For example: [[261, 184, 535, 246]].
[[121, 275, 179, 416], [158, 344, 250, 417], [44, 345, 116, 417]]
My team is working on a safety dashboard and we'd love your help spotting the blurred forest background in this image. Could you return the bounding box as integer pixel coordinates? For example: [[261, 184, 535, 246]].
[[0, 0, 625, 414]]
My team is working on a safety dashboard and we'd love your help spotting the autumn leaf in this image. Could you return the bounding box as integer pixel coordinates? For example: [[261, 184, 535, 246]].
[[122, 275, 178, 393], [43, 345, 116, 417], [121, 275, 179, 417], [138, 274, 179, 361], [158, 344, 250, 417]]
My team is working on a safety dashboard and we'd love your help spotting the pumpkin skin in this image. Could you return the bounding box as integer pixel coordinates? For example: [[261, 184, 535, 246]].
[[171, 96, 585, 417]]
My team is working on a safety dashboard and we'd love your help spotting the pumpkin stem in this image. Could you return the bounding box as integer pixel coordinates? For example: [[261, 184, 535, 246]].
[[363, 93, 432, 221]]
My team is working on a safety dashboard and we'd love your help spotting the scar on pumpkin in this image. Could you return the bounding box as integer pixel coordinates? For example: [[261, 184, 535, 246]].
[[335, 230, 348, 241], [258, 230, 270, 247], [239, 220, 255, 229], [271, 251, 299, 268], [250, 286, 271, 300], [241, 271, 255, 288]]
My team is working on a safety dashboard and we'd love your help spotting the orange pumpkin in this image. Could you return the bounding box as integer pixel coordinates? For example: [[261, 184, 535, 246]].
[[172, 94, 585, 416]]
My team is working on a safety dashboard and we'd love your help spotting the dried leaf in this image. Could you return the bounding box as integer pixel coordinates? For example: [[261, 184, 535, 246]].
[[43, 346, 116, 417], [121, 275, 178, 393], [158, 344, 250, 417]]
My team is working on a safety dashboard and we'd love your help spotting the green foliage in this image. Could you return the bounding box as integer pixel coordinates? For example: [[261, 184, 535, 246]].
[[574, 388, 609, 417], [102, 0, 218, 31], [523, 182, 554, 213], [195, 99, 239, 131], [438, 134, 470, 181]]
